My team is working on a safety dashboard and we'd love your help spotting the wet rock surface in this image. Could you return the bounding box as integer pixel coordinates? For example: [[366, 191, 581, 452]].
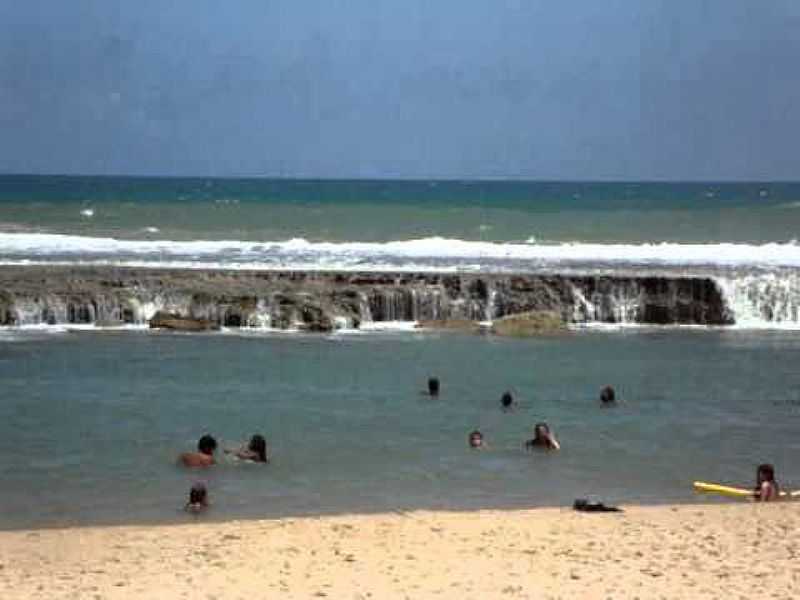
[[0, 266, 734, 329]]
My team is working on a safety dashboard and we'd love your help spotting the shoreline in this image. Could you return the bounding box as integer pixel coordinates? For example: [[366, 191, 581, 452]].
[[1, 502, 796, 599]]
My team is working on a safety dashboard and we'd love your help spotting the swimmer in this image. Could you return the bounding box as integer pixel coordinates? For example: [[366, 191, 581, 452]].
[[525, 422, 560, 451], [754, 463, 780, 502], [185, 482, 209, 513], [600, 385, 616, 405], [500, 391, 515, 411], [468, 429, 485, 449], [179, 434, 217, 468], [427, 377, 440, 397], [225, 434, 269, 463]]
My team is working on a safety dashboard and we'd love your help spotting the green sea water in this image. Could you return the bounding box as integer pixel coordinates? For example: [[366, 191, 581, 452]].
[[1, 175, 799, 243]]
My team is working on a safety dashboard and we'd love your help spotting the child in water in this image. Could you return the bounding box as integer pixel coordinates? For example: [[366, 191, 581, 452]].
[[225, 434, 269, 463], [600, 385, 616, 405], [468, 430, 485, 449], [185, 483, 209, 513], [525, 423, 561, 451], [754, 463, 780, 502]]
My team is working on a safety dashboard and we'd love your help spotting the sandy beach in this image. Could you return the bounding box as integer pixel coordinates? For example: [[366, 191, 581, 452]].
[[0, 502, 797, 600]]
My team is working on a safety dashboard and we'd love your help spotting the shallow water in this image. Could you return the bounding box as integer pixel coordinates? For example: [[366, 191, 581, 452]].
[[1, 328, 798, 529]]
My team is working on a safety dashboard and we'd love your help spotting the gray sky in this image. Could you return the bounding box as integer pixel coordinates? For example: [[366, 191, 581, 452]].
[[1, 1, 799, 180]]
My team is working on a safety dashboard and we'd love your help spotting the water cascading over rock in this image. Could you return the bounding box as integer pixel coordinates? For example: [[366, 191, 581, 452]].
[[0, 266, 736, 330]]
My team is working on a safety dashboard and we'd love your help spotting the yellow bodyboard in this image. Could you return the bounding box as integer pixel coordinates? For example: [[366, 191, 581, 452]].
[[694, 481, 800, 498], [693, 481, 753, 497]]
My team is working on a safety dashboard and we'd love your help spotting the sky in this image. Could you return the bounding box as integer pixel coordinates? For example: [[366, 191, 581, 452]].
[[1, 1, 799, 180]]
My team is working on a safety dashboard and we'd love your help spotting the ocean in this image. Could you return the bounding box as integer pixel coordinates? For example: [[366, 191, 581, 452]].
[[1, 175, 799, 529]]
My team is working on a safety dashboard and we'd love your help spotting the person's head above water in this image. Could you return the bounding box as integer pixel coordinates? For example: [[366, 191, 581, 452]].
[[197, 435, 218, 456], [428, 377, 440, 396], [248, 434, 268, 463], [527, 422, 560, 450], [600, 385, 616, 404], [185, 482, 209, 512], [501, 391, 514, 408], [468, 430, 484, 448], [189, 482, 208, 506]]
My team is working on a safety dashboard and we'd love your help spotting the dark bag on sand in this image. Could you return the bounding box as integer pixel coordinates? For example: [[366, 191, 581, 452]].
[[573, 498, 622, 513]]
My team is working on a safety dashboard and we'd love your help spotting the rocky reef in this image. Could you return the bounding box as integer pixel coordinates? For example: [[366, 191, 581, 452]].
[[0, 265, 734, 330]]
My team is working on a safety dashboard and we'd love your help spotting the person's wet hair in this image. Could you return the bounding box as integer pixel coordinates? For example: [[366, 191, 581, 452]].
[[600, 385, 616, 404], [501, 391, 514, 408], [198, 434, 218, 455], [248, 434, 268, 462], [757, 463, 776, 484], [428, 377, 440, 397], [189, 483, 207, 505], [534, 422, 550, 435]]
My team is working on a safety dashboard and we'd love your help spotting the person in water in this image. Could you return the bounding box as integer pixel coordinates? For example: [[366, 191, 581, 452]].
[[179, 434, 217, 467], [525, 423, 560, 450], [754, 463, 780, 502], [226, 434, 269, 463], [427, 377, 440, 397], [185, 482, 209, 513], [500, 391, 515, 411], [468, 429, 485, 449], [600, 385, 616, 405]]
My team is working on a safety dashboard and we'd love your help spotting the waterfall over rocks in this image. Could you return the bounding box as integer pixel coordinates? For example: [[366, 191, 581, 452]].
[[0, 265, 741, 330]]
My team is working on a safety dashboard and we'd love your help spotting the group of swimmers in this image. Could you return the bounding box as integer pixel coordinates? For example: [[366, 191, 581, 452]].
[[426, 378, 616, 452], [430, 377, 781, 502], [178, 379, 781, 512], [179, 433, 269, 512]]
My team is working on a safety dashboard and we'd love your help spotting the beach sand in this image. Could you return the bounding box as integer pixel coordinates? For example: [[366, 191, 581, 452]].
[[0, 503, 797, 599]]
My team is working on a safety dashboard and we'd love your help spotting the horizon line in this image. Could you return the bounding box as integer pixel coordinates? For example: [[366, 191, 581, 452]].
[[1, 172, 799, 185]]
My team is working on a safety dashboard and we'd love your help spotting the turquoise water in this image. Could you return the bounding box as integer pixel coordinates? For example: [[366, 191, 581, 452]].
[[1, 328, 799, 529], [2, 175, 800, 529], [1, 175, 799, 243]]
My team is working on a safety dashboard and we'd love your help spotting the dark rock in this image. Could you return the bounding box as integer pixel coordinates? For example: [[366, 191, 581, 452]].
[[149, 311, 220, 331], [0, 265, 735, 330]]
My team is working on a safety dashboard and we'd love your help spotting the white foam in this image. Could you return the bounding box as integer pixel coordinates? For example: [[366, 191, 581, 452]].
[[1, 233, 800, 269], [716, 272, 800, 329], [355, 321, 420, 332], [0, 323, 149, 333]]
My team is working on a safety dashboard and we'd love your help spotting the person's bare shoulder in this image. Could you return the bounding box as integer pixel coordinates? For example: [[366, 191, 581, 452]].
[[179, 452, 214, 467]]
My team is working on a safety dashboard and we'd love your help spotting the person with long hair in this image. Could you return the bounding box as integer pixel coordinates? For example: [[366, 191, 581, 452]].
[[226, 434, 269, 463], [525, 423, 560, 451], [754, 463, 780, 502]]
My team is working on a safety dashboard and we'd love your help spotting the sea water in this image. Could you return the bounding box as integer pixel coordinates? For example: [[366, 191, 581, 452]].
[[1, 328, 799, 529], [1, 176, 800, 529]]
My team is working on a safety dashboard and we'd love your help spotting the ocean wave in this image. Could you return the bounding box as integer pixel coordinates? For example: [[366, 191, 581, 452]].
[[0, 233, 800, 270]]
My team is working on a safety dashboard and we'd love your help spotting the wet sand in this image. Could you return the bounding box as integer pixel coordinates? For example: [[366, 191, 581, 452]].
[[0, 503, 797, 599]]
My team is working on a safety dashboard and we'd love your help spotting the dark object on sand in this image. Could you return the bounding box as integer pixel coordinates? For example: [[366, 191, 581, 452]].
[[573, 498, 622, 513], [600, 385, 616, 405], [428, 377, 440, 397]]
